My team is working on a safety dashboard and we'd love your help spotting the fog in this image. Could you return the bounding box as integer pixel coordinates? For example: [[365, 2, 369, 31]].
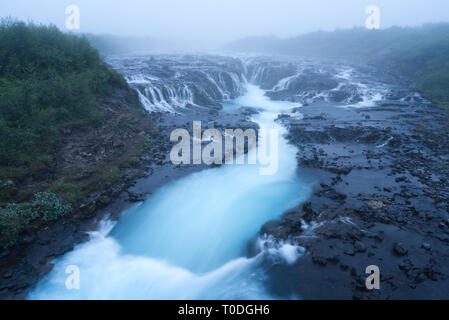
[[1, 0, 449, 49]]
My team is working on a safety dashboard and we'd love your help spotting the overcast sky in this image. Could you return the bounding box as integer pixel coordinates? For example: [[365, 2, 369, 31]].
[[2, 0, 449, 48]]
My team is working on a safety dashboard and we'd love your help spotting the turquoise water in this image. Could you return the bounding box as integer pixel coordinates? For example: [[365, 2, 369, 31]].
[[28, 85, 311, 299]]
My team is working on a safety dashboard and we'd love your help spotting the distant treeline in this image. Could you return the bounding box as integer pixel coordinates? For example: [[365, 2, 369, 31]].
[[226, 24, 449, 106]]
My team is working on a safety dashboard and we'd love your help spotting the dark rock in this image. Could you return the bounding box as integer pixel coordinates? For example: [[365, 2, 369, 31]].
[[2, 270, 12, 279], [344, 247, 356, 256], [0, 250, 9, 259], [312, 255, 327, 266], [128, 192, 146, 202], [79, 202, 96, 217], [393, 242, 408, 256], [354, 241, 367, 253], [99, 195, 111, 205], [5, 180, 15, 187], [373, 233, 385, 242]]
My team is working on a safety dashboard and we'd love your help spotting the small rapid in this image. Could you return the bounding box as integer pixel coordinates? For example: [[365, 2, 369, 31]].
[[28, 84, 311, 300]]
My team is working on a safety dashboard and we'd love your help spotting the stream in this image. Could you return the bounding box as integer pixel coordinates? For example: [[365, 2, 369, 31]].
[[29, 82, 312, 299]]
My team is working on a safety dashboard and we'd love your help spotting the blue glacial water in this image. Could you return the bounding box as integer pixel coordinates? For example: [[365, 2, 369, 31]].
[[28, 85, 311, 300]]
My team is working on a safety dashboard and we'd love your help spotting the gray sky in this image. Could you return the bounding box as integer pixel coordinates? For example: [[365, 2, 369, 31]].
[[2, 0, 449, 48]]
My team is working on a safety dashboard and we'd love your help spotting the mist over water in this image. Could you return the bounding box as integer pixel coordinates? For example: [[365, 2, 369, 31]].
[[28, 84, 311, 300], [2, 0, 449, 50], [0, 0, 448, 302]]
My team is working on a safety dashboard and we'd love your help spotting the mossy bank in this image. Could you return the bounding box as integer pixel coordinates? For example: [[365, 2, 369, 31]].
[[0, 21, 156, 250]]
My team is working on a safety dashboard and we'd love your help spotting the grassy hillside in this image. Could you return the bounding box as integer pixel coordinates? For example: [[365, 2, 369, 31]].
[[226, 24, 449, 106], [0, 21, 153, 249], [0, 21, 130, 167]]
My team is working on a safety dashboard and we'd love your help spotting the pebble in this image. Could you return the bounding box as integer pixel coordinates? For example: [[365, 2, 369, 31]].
[[393, 242, 408, 256], [354, 241, 367, 253]]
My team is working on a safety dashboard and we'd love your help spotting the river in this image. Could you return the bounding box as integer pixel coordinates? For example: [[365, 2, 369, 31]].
[[28, 83, 312, 299]]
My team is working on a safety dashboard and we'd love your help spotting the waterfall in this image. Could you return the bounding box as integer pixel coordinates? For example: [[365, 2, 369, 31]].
[[28, 81, 312, 300], [244, 58, 387, 106], [109, 55, 248, 113]]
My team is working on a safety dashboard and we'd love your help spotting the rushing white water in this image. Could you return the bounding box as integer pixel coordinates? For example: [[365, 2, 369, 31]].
[[109, 55, 247, 113], [28, 84, 311, 300]]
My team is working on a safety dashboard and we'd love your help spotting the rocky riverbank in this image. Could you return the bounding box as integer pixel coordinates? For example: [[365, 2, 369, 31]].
[[255, 58, 449, 299], [2, 53, 448, 300], [0, 84, 256, 299]]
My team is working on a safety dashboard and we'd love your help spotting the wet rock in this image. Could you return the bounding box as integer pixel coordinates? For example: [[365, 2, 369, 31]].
[[312, 255, 327, 266], [328, 166, 352, 175], [301, 202, 317, 222], [79, 202, 96, 217], [13, 264, 38, 289], [21, 234, 37, 244], [393, 242, 408, 256], [5, 180, 15, 187], [0, 250, 9, 259], [344, 247, 356, 256], [354, 241, 367, 253], [355, 278, 366, 290], [239, 107, 261, 116], [367, 200, 385, 210], [340, 264, 349, 271], [99, 195, 111, 206], [2, 270, 12, 279], [128, 192, 146, 202]]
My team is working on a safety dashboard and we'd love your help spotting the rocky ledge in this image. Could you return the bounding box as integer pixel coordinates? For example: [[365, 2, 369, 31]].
[[261, 75, 449, 299], [0, 92, 257, 299]]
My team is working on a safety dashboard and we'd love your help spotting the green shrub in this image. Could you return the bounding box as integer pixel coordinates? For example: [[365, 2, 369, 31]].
[[0, 203, 35, 248], [0, 192, 72, 249], [32, 192, 72, 221]]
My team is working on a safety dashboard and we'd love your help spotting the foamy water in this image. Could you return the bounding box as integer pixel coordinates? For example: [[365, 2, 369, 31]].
[[28, 85, 311, 300]]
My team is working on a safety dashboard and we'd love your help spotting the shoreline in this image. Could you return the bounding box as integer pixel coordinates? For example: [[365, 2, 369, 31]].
[[0, 102, 258, 299], [262, 97, 449, 299], [2, 54, 449, 300]]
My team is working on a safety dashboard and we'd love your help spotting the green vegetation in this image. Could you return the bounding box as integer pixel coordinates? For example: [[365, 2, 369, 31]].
[[0, 20, 128, 167], [0, 21, 151, 249], [47, 165, 122, 205], [0, 192, 72, 248], [227, 23, 449, 106]]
